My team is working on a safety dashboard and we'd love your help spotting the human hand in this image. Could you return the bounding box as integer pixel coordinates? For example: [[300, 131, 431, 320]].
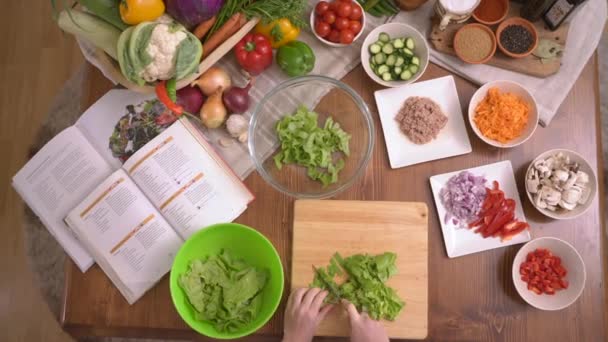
[[342, 300, 389, 342], [282, 288, 334, 342]]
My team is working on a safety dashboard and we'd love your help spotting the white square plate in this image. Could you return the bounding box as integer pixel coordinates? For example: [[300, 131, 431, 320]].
[[429, 161, 531, 258], [374, 75, 472, 169]]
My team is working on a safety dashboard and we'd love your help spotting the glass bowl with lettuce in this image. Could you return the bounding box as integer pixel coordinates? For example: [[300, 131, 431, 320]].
[[248, 75, 375, 199], [170, 223, 284, 339]]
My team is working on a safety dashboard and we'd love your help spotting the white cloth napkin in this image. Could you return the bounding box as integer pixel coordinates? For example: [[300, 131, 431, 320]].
[[392, 0, 607, 126]]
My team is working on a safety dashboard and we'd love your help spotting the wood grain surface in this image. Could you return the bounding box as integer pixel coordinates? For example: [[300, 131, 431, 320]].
[[429, 4, 568, 78], [291, 200, 428, 339], [61, 56, 607, 341]]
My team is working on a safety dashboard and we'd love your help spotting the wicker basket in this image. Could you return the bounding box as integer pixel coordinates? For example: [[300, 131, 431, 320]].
[[87, 18, 260, 94]]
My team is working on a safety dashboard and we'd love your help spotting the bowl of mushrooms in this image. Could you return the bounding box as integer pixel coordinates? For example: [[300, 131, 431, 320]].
[[525, 149, 597, 220]]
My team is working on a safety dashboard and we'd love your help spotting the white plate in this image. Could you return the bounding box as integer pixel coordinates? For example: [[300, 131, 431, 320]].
[[429, 160, 531, 258], [375, 76, 472, 169]]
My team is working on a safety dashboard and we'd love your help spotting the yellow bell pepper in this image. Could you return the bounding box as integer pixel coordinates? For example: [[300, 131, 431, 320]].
[[254, 18, 300, 49], [119, 0, 165, 25]]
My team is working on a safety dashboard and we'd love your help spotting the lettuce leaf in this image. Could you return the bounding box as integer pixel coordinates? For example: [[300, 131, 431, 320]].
[[178, 250, 268, 333], [311, 252, 405, 321], [274, 106, 351, 187]]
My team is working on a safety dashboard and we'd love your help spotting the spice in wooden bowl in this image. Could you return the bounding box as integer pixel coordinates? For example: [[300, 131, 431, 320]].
[[495, 17, 538, 58], [453, 24, 496, 64]]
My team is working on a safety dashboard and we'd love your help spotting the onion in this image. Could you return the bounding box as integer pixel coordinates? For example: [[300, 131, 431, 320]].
[[165, 0, 224, 29], [191, 66, 232, 96], [176, 86, 205, 113], [200, 87, 227, 128], [439, 171, 487, 227], [223, 79, 252, 114]]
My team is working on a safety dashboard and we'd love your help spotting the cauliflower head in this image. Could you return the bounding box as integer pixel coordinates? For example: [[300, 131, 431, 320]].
[[140, 23, 187, 82]]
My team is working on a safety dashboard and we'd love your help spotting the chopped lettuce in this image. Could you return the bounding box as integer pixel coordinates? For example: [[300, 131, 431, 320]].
[[274, 106, 351, 187], [312, 252, 405, 321], [178, 250, 268, 333]]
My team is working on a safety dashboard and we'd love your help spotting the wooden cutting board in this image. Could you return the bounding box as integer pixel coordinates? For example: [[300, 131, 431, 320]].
[[291, 200, 429, 340], [429, 3, 568, 78]]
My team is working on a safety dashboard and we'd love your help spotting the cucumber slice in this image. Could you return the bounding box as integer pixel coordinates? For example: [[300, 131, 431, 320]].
[[409, 64, 419, 74], [393, 66, 402, 75], [381, 44, 394, 54], [400, 70, 412, 80], [393, 38, 404, 49], [370, 56, 376, 66], [374, 53, 386, 64], [379, 32, 390, 43], [395, 56, 404, 67], [406, 37, 415, 50], [382, 72, 392, 81], [376, 40, 385, 47], [377, 65, 389, 75], [369, 43, 381, 54], [386, 55, 396, 66], [411, 56, 420, 66], [403, 48, 414, 56]]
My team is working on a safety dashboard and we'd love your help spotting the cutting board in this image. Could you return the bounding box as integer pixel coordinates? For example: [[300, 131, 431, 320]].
[[429, 3, 568, 78], [291, 200, 429, 340]]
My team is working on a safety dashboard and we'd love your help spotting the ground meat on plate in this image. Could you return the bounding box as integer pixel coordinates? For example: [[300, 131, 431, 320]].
[[395, 96, 448, 144]]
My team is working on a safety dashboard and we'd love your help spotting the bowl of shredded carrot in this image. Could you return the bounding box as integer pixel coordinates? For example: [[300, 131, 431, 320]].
[[468, 80, 538, 148]]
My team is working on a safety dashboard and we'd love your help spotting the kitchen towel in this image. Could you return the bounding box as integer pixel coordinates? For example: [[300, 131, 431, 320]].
[[391, 0, 607, 126]]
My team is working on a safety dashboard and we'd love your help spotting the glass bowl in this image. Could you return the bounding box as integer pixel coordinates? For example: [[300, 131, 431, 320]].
[[248, 75, 374, 199]]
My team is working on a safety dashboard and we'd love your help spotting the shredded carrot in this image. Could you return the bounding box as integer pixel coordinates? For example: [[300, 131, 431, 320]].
[[473, 87, 530, 143]]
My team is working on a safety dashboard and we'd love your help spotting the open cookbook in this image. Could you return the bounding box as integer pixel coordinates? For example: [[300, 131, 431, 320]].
[[12, 90, 254, 304]]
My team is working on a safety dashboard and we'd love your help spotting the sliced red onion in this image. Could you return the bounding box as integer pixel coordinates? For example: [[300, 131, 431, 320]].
[[439, 171, 487, 227]]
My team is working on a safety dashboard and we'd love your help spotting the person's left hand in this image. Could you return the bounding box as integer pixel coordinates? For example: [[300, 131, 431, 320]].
[[282, 288, 334, 342]]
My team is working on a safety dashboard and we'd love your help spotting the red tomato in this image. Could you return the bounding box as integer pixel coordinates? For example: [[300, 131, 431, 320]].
[[349, 20, 362, 34], [350, 4, 363, 20], [337, 0, 352, 2], [328, 29, 341, 43], [335, 17, 349, 30], [322, 10, 336, 25], [329, 1, 339, 12], [315, 21, 331, 38], [339, 29, 355, 44], [337, 2, 353, 18], [315, 1, 330, 15]]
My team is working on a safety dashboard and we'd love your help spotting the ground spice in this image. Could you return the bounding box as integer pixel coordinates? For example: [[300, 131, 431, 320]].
[[454, 26, 493, 62], [500, 25, 534, 54], [473, 0, 507, 22], [474, 87, 530, 143]]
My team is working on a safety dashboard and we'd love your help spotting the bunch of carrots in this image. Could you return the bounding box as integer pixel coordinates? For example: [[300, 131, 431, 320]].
[[193, 13, 247, 59]]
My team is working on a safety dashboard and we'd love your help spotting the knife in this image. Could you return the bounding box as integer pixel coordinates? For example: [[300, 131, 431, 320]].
[[312, 265, 341, 302]]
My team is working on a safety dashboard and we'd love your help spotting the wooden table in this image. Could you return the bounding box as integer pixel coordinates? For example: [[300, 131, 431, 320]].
[[61, 56, 607, 341]]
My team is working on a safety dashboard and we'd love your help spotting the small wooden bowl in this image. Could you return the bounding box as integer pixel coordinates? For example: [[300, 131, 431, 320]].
[[472, 0, 509, 26], [453, 23, 496, 64], [495, 17, 538, 58]]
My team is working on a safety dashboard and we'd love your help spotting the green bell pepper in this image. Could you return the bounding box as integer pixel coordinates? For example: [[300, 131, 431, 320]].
[[276, 41, 315, 77]]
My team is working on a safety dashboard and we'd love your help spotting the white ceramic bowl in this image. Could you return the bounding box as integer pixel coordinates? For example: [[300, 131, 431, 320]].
[[361, 23, 429, 87], [525, 149, 597, 220], [468, 80, 539, 148], [310, 1, 366, 48], [512, 237, 586, 311]]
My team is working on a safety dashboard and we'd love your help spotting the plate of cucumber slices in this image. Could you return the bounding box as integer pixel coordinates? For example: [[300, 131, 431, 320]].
[[361, 23, 429, 87]]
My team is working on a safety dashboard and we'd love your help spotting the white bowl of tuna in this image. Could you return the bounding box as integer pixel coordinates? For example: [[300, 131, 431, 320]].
[[361, 23, 429, 87]]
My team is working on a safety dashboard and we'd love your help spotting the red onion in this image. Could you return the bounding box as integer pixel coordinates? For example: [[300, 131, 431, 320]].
[[222, 79, 252, 114], [165, 0, 224, 29], [439, 171, 487, 227], [176, 86, 205, 114]]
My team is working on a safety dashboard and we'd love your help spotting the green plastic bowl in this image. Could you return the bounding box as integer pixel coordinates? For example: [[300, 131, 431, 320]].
[[169, 223, 284, 339]]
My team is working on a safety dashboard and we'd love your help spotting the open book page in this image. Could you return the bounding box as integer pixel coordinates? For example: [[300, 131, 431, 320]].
[[65, 169, 182, 304], [122, 120, 254, 239], [74, 89, 168, 169], [12, 127, 113, 272]]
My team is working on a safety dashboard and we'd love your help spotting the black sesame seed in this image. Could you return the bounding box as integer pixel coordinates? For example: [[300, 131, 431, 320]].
[[500, 25, 534, 54]]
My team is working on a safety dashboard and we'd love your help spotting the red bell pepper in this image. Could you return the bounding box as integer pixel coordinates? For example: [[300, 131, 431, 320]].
[[234, 33, 273, 76]]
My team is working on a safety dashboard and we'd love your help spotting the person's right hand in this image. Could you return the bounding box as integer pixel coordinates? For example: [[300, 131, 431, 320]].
[[342, 300, 389, 342]]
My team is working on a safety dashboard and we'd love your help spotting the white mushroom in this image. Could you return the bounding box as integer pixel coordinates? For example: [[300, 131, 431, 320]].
[[540, 185, 561, 206], [526, 170, 540, 194], [559, 200, 577, 210], [563, 171, 578, 190], [561, 186, 582, 204], [552, 169, 569, 182]]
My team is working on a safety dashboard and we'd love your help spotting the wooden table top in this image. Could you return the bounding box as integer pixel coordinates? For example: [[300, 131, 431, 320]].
[[62, 56, 607, 341]]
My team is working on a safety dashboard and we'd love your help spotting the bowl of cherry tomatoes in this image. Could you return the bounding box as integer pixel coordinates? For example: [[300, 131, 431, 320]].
[[311, 0, 366, 47]]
